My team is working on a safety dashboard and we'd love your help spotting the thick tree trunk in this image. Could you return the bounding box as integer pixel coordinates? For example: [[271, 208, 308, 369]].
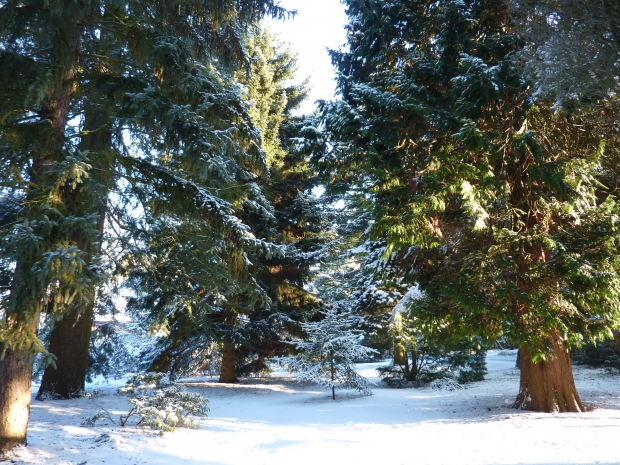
[[37, 106, 111, 400], [219, 336, 238, 383], [0, 258, 45, 453], [0, 348, 34, 453], [506, 145, 584, 413], [36, 302, 95, 399], [0, 14, 81, 452], [0, 262, 38, 453], [513, 334, 584, 412]]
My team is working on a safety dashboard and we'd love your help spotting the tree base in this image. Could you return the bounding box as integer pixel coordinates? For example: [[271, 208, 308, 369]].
[[513, 336, 584, 413], [219, 336, 238, 383], [36, 384, 84, 401], [0, 349, 33, 454]]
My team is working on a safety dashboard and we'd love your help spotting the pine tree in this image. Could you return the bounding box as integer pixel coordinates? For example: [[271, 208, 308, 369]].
[[320, 0, 620, 412], [279, 306, 376, 399]]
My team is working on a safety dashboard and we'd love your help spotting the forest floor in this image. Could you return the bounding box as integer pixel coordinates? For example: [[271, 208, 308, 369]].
[[5, 351, 620, 465]]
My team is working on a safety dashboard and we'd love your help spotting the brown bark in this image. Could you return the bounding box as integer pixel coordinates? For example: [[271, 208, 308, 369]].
[[37, 107, 111, 400], [504, 140, 585, 413], [0, 348, 35, 453], [0, 14, 81, 452], [0, 262, 38, 453], [219, 336, 238, 383], [513, 334, 584, 412], [36, 302, 95, 399]]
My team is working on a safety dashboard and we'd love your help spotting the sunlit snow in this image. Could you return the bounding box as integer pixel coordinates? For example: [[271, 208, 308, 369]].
[[8, 351, 620, 465]]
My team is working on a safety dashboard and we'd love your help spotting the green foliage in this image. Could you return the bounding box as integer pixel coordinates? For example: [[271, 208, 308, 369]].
[[572, 337, 620, 374], [320, 0, 620, 363], [278, 307, 377, 397], [379, 302, 487, 387], [0, 0, 301, 372], [511, 0, 620, 111], [118, 373, 209, 435], [123, 24, 322, 379]]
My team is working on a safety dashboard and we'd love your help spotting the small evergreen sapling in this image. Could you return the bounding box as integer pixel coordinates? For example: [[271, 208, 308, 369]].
[[279, 307, 377, 399], [118, 373, 208, 434]]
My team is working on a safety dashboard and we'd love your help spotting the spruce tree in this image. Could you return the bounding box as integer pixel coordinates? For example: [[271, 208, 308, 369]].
[[320, 0, 620, 412], [36, 0, 295, 396], [279, 306, 376, 400], [124, 26, 322, 383], [0, 1, 102, 449]]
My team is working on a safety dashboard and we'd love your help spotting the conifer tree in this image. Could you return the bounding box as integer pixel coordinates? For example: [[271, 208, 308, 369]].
[[124, 26, 322, 383], [0, 0, 292, 450], [35, 0, 295, 396], [0, 1, 102, 449], [279, 306, 376, 400], [511, 0, 620, 111], [320, 0, 620, 412]]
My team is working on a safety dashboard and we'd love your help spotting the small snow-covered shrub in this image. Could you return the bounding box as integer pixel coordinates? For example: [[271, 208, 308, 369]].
[[118, 373, 208, 434], [426, 377, 464, 391]]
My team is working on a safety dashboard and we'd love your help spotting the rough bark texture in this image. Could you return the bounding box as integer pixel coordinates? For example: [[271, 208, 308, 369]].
[[513, 335, 585, 412], [36, 303, 95, 399], [219, 337, 238, 383], [0, 348, 34, 453], [37, 107, 111, 400], [0, 262, 37, 453], [0, 14, 81, 452], [506, 143, 585, 413]]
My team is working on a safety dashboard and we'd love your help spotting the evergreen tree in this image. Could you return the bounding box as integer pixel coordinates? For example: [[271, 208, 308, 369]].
[[36, 0, 295, 396], [511, 0, 620, 111], [0, 0, 292, 450], [124, 26, 323, 383], [279, 306, 376, 400], [320, 0, 620, 412], [0, 1, 102, 449]]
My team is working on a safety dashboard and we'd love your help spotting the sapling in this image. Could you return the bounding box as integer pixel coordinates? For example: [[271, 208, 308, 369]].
[[118, 373, 208, 434], [279, 307, 377, 399]]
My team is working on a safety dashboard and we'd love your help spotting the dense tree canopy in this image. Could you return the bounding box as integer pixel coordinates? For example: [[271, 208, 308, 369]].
[[3, 0, 620, 454], [318, 0, 620, 411]]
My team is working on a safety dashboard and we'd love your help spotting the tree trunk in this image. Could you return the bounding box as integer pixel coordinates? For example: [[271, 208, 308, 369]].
[[0, 348, 34, 453], [513, 333, 584, 412], [410, 348, 419, 381], [506, 145, 584, 413], [36, 302, 95, 399], [219, 336, 238, 383], [330, 350, 335, 400], [0, 262, 38, 453], [0, 14, 81, 452], [37, 106, 111, 400]]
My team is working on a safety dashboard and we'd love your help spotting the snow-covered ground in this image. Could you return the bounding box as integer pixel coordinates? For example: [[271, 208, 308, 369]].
[[7, 351, 620, 465]]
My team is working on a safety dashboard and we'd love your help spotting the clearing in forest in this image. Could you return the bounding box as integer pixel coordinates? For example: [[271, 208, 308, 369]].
[[7, 351, 620, 465]]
